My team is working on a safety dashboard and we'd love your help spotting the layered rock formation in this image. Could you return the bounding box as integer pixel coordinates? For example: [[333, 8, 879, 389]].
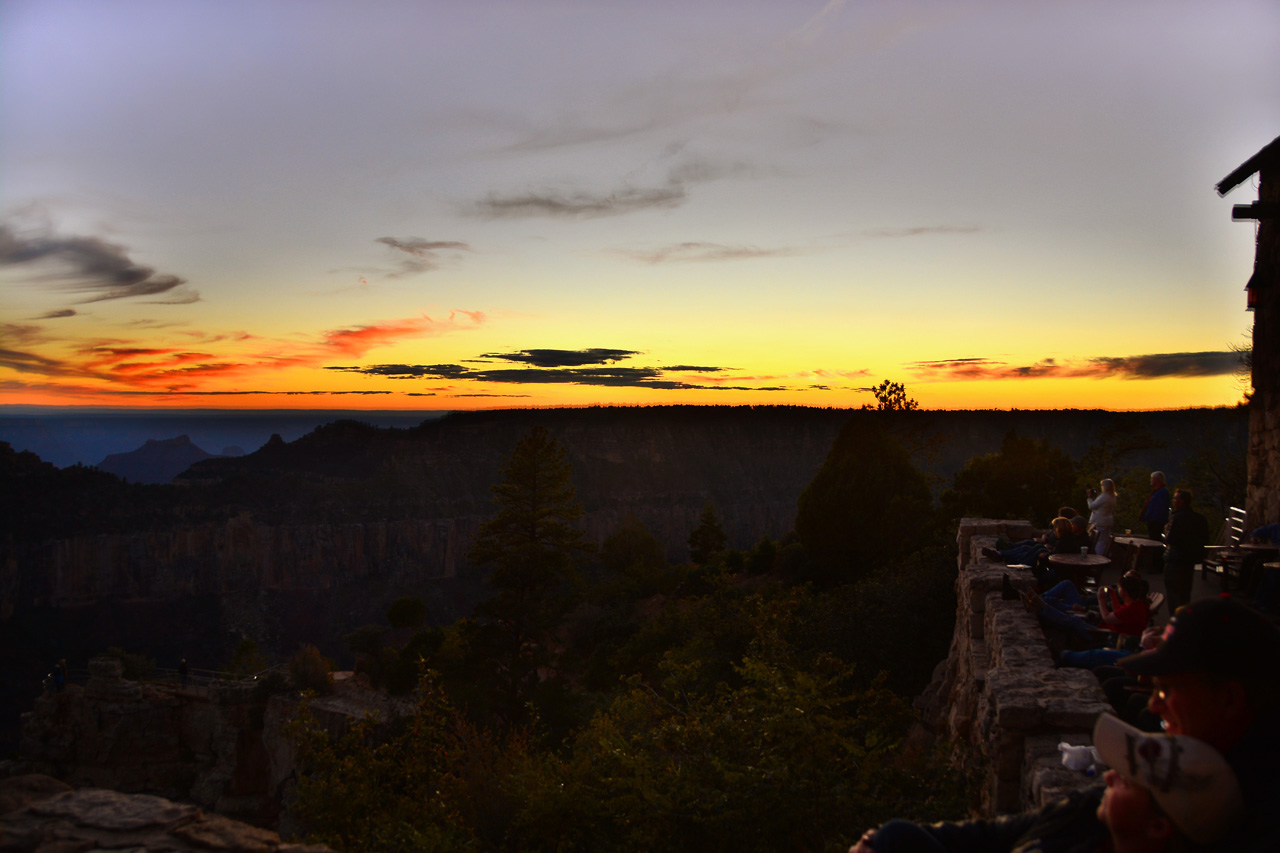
[[918, 519, 1112, 814]]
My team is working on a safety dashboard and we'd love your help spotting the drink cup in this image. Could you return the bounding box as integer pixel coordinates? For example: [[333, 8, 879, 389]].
[[1080, 547, 1088, 557], [1125, 529, 1131, 535]]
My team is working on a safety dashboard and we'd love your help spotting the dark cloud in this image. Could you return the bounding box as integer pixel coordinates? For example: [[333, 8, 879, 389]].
[[907, 351, 1244, 381], [1089, 351, 1243, 379], [480, 348, 639, 367], [663, 365, 726, 372], [1, 347, 74, 375], [329, 359, 792, 391], [375, 237, 472, 277], [33, 309, 77, 319], [2, 324, 44, 345], [326, 363, 473, 379], [0, 224, 199, 304], [471, 155, 754, 221], [612, 242, 799, 264], [473, 185, 685, 219]]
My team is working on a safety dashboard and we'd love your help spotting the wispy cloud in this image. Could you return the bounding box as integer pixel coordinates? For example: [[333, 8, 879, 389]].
[[908, 351, 1244, 381], [3, 311, 486, 394], [473, 156, 755, 221], [33, 309, 77, 319], [610, 241, 800, 264], [862, 225, 982, 239], [0, 223, 200, 305], [473, 185, 685, 220], [375, 237, 472, 277]]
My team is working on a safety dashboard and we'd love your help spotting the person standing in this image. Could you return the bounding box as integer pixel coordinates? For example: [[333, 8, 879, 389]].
[[1139, 471, 1170, 574], [1163, 489, 1209, 611], [1086, 479, 1117, 557]]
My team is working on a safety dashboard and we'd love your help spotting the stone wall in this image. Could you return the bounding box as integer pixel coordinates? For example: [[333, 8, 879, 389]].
[[1247, 156, 1280, 528], [918, 519, 1112, 815]]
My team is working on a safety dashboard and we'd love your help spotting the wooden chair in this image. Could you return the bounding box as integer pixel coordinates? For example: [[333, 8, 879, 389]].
[[1202, 507, 1248, 589]]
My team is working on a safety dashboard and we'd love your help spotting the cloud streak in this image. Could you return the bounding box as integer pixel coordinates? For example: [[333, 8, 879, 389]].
[[327, 346, 794, 391], [0, 224, 199, 305], [908, 351, 1244, 382], [375, 237, 472, 277], [473, 186, 685, 219], [3, 311, 486, 395], [611, 242, 800, 264], [472, 156, 755, 221]]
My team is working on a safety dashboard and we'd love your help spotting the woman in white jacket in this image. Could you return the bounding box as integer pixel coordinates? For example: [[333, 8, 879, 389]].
[[1087, 478, 1117, 556]]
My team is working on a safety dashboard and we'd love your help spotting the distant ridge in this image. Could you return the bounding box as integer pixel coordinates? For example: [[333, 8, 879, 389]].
[[97, 435, 217, 484]]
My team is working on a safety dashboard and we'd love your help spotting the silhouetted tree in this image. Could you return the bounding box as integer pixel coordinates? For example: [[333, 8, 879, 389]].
[[471, 427, 591, 628], [387, 596, 427, 629], [688, 501, 728, 564], [863, 380, 919, 411], [940, 430, 1075, 526], [794, 417, 933, 584], [468, 427, 592, 719], [598, 514, 668, 599]]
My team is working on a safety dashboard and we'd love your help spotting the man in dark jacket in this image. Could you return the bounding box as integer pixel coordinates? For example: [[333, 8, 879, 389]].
[[1162, 489, 1208, 611]]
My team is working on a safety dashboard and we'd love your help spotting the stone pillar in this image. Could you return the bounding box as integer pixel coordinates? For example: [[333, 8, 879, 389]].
[[1248, 161, 1280, 527]]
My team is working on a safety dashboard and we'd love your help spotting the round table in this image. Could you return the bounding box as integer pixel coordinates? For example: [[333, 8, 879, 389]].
[[1047, 553, 1112, 590], [1110, 536, 1163, 575]]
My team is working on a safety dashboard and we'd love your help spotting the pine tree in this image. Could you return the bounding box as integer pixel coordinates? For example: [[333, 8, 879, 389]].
[[688, 501, 728, 564], [469, 425, 591, 651]]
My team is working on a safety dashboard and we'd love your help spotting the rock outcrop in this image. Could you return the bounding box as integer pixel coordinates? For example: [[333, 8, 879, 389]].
[[16, 658, 413, 833], [918, 519, 1112, 814], [0, 774, 331, 852]]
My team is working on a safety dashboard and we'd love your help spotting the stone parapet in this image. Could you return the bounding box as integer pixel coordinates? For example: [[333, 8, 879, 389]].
[[921, 519, 1112, 815]]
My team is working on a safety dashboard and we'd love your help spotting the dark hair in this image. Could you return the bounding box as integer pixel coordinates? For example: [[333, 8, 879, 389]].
[[1174, 488, 1193, 505], [1119, 572, 1147, 599]]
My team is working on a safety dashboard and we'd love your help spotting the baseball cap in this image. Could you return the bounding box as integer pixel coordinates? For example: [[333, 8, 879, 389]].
[[1093, 713, 1243, 845]]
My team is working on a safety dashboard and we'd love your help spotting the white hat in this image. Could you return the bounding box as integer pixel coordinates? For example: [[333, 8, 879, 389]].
[[1092, 714, 1244, 845]]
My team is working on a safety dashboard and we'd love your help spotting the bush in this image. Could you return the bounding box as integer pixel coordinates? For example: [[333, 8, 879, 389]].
[[103, 646, 156, 681], [290, 644, 332, 694], [386, 597, 427, 630], [940, 430, 1076, 526]]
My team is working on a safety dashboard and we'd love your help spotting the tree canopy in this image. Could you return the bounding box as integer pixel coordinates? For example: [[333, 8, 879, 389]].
[[940, 429, 1076, 526], [794, 416, 933, 584]]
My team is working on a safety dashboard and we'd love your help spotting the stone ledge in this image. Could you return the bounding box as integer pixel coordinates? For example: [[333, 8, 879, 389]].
[[926, 519, 1113, 815]]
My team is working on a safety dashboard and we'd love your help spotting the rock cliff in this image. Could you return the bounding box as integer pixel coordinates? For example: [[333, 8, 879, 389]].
[[0, 774, 331, 852], [15, 657, 410, 835]]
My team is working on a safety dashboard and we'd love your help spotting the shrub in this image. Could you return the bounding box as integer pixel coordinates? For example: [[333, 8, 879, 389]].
[[386, 597, 427, 630], [290, 644, 332, 694], [103, 646, 156, 681]]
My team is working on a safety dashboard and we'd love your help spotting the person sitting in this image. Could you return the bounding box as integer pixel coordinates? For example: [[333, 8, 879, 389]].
[[1097, 571, 1150, 642], [1065, 515, 1092, 553], [984, 517, 1071, 565], [847, 713, 1245, 853]]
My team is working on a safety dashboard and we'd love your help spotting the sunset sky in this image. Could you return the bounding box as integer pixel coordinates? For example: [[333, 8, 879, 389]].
[[2, 0, 1277, 412]]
